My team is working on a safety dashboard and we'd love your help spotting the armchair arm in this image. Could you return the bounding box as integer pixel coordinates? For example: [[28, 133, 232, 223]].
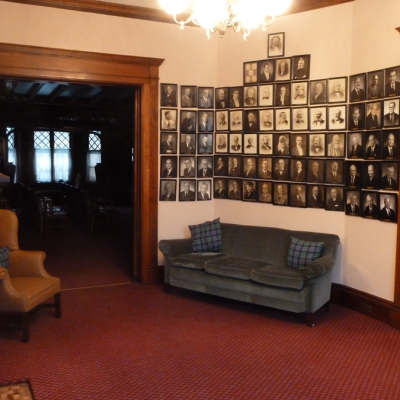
[[158, 239, 193, 258], [304, 256, 335, 279], [9, 250, 50, 278], [0, 266, 26, 312]]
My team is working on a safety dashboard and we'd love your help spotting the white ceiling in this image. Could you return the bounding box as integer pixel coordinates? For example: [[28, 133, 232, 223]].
[[98, 0, 163, 9]]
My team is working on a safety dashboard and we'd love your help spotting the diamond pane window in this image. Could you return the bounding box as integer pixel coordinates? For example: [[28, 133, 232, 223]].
[[7, 131, 15, 149], [89, 133, 101, 151], [34, 131, 50, 149], [54, 131, 70, 149]]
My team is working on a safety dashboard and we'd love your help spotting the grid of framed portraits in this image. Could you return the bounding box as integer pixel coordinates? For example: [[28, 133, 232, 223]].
[[159, 61, 400, 222]]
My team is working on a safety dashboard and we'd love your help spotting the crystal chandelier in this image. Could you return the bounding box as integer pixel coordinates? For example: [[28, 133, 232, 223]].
[[158, 0, 292, 40]]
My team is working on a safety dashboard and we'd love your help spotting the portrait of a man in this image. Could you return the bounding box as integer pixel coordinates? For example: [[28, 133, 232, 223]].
[[198, 111, 213, 132], [180, 133, 196, 154], [197, 180, 211, 201], [258, 60, 275, 83], [309, 134, 325, 157], [180, 111, 196, 133], [310, 80, 327, 104], [160, 133, 176, 154], [229, 87, 243, 108], [292, 55, 310, 80], [214, 179, 227, 199], [367, 70, 384, 99], [198, 87, 213, 108], [160, 84, 177, 107], [327, 133, 345, 157], [349, 74, 366, 102], [362, 192, 379, 219], [259, 134, 273, 155], [215, 87, 229, 109], [258, 84, 274, 107], [379, 194, 397, 222], [363, 163, 380, 190], [180, 157, 195, 178], [385, 68, 400, 97], [259, 109, 274, 131], [258, 182, 272, 203], [380, 163, 399, 191], [215, 133, 228, 153], [325, 187, 343, 212], [161, 156, 177, 178], [198, 133, 213, 154], [345, 162, 362, 188], [230, 134, 242, 153], [291, 82, 308, 105], [243, 181, 257, 201], [228, 179, 241, 200], [348, 105, 365, 130], [244, 86, 258, 107], [292, 108, 308, 131], [275, 84, 290, 106], [160, 109, 177, 131], [228, 156, 242, 177], [215, 111, 229, 131], [345, 191, 361, 216], [328, 106, 346, 130], [365, 102, 381, 130], [383, 100, 400, 127], [307, 159, 324, 183], [242, 157, 257, 179], [275, 109, 291, 131], [274, 133, 290, 156], [244, 110, 258, 132], [291, 159, 306, 182], [310, 107, 327, 130], [268, 33, 284, 58], [159, 180, 176, 201], [308, 185, 324, 209], [348, 133, 363, 158], [214, 156, 228, 176], [275, 58, 291, 81], [197, 157, 213, 178], [328, 78, 346, 103], [291, 135, 307, 157], [181, 86, 196, 108], [179, 180, 195, 202], [382, 131, 399, 159], [364, 132, 381, 159], [290, 184, 306, 208], [244, 134, 257, 155], [325, 160, 343, 184], [229, 111, 243, 131], [273, 183, 288, 206], [258, 158, 272, 179], [273, 158, 289, 180]]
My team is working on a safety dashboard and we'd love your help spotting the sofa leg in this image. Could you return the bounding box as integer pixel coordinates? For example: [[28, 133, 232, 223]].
[[21, 312, 30, 343], [55, 292, 62, 318], [305, 312, 315, 327], [165, 283, 172, 294]]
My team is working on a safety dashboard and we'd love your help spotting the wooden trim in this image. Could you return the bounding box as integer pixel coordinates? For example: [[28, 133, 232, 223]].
[[396, 27, 400, 34], [0, 42, 163, 284], [2, 0, 354, 23]]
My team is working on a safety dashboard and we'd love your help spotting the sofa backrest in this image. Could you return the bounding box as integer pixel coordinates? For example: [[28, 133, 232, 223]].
[[220, 223, 339, 268]]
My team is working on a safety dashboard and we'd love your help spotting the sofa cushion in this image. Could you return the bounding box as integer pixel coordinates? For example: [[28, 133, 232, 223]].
[[189, 218, 223, 252], [0, 246, 9, 271], [205, 256, 269, 280], [250, 265, 310, 290], [170, 253, 225, 270], [287, 237, 324, 269]]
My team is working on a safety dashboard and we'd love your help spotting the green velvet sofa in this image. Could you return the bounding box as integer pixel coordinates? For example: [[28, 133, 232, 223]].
[[158, 223, 340, 326]]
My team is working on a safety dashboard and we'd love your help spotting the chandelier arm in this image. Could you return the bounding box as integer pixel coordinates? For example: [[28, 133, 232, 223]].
[[173, 13, 195, 27]]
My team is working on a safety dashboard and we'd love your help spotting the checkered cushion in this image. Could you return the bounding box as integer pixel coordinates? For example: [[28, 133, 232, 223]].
[[287, 237, 324, 269], [188, 218, 223, 253], [0, 246, 10, 271]]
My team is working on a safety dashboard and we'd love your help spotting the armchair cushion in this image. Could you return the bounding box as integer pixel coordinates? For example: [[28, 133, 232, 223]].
[[287, 236, 324, 269], [0, 246, 9, 271], [188, 218, 222, 252]]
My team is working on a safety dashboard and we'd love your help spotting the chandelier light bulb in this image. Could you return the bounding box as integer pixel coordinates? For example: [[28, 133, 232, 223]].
[[158, 0, 190, 15]]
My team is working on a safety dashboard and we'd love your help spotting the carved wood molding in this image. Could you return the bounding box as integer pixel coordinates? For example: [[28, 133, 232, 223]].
[[2, 0, 354, 24]]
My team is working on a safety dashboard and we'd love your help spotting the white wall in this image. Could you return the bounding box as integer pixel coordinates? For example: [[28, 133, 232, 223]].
[[0, 0, 398, 300]]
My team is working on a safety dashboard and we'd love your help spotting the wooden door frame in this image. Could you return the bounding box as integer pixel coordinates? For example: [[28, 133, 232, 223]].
[[0, 42, 163, 284]]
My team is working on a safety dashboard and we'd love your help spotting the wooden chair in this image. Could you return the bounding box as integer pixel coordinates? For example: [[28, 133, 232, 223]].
[[0, 209, 61, 342], [38, 193, 68, 236]]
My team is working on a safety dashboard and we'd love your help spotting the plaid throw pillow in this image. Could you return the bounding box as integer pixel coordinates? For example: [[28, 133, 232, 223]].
[[287, 237, 324, 269], [188, 218, 223, 253], [0, 246, 10, 271]]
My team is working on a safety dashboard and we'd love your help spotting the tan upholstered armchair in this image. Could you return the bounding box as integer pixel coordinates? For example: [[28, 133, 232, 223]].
[[0, 209, 61, 342]]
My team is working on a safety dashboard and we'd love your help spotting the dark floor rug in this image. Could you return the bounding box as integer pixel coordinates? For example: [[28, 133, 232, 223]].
[[0, 379, 35, 399]]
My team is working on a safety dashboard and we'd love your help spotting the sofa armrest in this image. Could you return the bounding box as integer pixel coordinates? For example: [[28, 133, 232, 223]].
[[159, 239, 193, 258], [304, 256, 335, 279], [9, 250, 50, 278]]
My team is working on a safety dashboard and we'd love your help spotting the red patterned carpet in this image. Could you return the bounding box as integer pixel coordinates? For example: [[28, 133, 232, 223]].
[[1, 283, 400, 399]]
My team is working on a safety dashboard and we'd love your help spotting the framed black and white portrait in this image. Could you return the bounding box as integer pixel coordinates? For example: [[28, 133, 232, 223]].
[[325, 186, 344, 212], [345, 161, 363, 188], [214, 178, 228, 199], [244, 109, 259, 132], [198, 87, 214, 109], [367, 69, 384, 100], [365, 101, 382, 130], [289, 184, 307, 208], [197, 179, 212, 201], [259, 109, 274, 131], [259, 133, 273, 155], [160, 83, 177, 107], [228, 156, 242, 177], [380, 162, 399, 191], [243, 61, 258, 85], [325, 159, 344, 185], [197, 111, 214, 132], [229, 110, 243, 131], [257, 157, 273, 179], [180, 110, 196, 133], [160, 155, 178, 178], [290, 158, 307, 182], [348, 103, 365, 131], [326, 133, 345, 157], [215, 110, 229, 131], [307, 185, 324, 209], [328, 105, 346, 130], [179, 156, 196, 178], [291, 107, 308, 131], [228, 86, 244, 108], [291, 81, 308, 106], [384, 66, 400, 98], [310, 107, 327, 130], [215, 87, 229, 109], [307, 159, 325, 184], [349, 73, 366, 103], [215, 133, 228, 153], [361, 191, 379, 219], [178, 180, 196, 202], [275, 108, 291, 131], [345, 190, 361, 216], [197, 156, 213, 178], [275, 82, 291, 106], [275, 57, 291, 81], [272, 182, 289, 206], [258, 84, 274, 107], [228, 179, 241, 200], [243, 133, 258, 154], [292, 55, 310, 80], [347, 132, 363, 159], [328, 77, 347, 103], [179, 133, 196, 154], [160, 108, 177, 131], [229, 133, 243, 154], [244, 85, 258, 107], [290, 134, 308, 157], [273, 158, 289, 181], [310, 79, 327, 105], [258, 59, 275, 83], [378, 193, 397, 222], [309, 134, 325, 157], [180, 85, 197, 108], [362, 161, 380, 190], [197, 133, 213, 154], [160, 132, 177, 154], [214, 155, 228, 176], [363, 131, 381, 159], [381, 130, 399, 159], [273, 133, 290, 156], [242, 156, 257, 178], [268, 32, 285, 58], [383, 98, 400, 128], [243, 180, 257, 201], [258, 181, 272, 203], [159, 179, 176, 202]]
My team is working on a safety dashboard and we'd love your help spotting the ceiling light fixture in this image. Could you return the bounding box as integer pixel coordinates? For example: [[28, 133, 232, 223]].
[[158, 0, 292, 40]]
